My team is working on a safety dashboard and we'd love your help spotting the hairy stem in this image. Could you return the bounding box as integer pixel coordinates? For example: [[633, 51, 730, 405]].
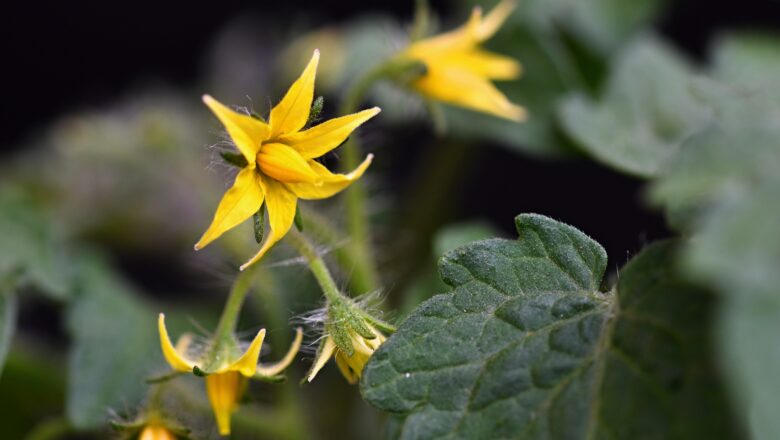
[[212, 266, 258, 350], [286, 229, 344, 304]]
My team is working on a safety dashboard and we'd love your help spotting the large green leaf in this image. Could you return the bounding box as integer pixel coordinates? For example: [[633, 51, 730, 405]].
[[0, 189, 69, 299], [649, 81, 780, 437], [559, 37, 711, 177], [711, 32, 780, 95], [362, 215, 736, 439], [65, 253, 159, 429]]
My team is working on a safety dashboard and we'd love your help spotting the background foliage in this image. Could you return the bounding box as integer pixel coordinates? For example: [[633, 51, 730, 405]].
[[1, 0, 778, 439]]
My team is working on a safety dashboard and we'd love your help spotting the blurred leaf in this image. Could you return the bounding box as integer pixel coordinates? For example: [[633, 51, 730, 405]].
[[712, 32, 780, 94], [0, 348, 68, 439], [0, 189, 69, 299], [648, 82, 780, 437], [0, 288, 16, 378], [685, 180, 780, 300], [560, 37, 712, 177], [650, 85, 780, 231], [362, 215, 736, 438], [720, 295, 780, 439], [510, 0, 667, 55], [65, 252, 159, 429]]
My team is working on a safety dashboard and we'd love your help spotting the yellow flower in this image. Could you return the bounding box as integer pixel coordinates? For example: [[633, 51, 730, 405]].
[[399, 0, 526, 121], [307, 324, 386, 384], [139, 424, 177, 440], [157, 314, 302, 435], [195, 49, 380, 270]]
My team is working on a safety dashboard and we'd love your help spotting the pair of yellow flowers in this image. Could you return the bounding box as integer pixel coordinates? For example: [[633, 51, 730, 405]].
[[156, 1, 523, 436], [194, 0, 524, 272]]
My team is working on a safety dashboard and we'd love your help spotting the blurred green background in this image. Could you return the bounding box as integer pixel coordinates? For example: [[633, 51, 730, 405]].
[[1, 0, 779, 438]]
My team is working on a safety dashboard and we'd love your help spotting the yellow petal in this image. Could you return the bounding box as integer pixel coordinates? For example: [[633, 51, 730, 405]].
[[440, 49, 522, 80], [257, 143, 320, 183], [158, 313, 196, 373], [476, 0, 516, 42], [202, 95, 269, 164], [286, 154, 373, 200], [139, 425, 177, 440], [334, 351, 360, 384], [256, 327, 303, 377], [239, 176, 298, 270], [227, 328, 266, 377], [194, 167, 264, 250], [413, 68, 526, 121], [406, 8, 481, 57], [306, 336, 336, 382], [277, 107, 381, 159], [270, 50, 320, 137], [205, 371, 245, 436]]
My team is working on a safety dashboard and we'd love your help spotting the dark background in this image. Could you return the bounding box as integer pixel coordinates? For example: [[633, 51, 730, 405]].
[[2, 0, 779, 267]]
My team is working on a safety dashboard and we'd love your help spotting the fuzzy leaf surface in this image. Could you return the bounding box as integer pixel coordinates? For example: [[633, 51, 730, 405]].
[[362, 215, 736, 439]]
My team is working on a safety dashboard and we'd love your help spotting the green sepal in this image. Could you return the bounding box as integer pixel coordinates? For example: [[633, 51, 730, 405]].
[[390, 59, 427, 85], [362, 312, 396, 334], [145, 371, 185, 384], [306, 96, 325, 127], [219, 150, 249, 168], [254, 373, 287, 384], [410, 0, 431, 42], [327, 320, 355, 358], [347, 310, 376, 340], [294, 206, 304, 232], [253, 206, 265, 244], [192, 365, 209, 377], [110, 419, 146, 432]]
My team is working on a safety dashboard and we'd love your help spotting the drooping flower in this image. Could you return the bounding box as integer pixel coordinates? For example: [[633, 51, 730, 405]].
[[398, 0, 526, 121], [304, 294, 393, 384], [138, 423, 178, 440], [307, 324, 386, 384], [194, 49, 380, 270], [158, 314, 302, 435]]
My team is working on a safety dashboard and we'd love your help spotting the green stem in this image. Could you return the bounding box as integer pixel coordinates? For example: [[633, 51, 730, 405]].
[[23, 417, 74, 440], [211, 267, 258, 356], [337, 58, 429, 293], [286, 229, 344, 304], [338, 68, 387, 294]]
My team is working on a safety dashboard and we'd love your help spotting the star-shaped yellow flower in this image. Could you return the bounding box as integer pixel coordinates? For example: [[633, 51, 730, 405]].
[[195, 50, 380, 270], [158, 314, 302, 435], [399, 0, 526, 121]]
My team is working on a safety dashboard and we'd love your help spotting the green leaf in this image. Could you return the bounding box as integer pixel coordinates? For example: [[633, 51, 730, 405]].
[[559, 36, 711, 177], [65, 252, 159, 429], [0, 189, 69, 299], [719, 295, 780, 439], [362, 215, 737, 438], [711, 32, 780, 95], [650, 85, 780, 231], [511, 0, 666, 56], [0, 287, 17, 378]]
